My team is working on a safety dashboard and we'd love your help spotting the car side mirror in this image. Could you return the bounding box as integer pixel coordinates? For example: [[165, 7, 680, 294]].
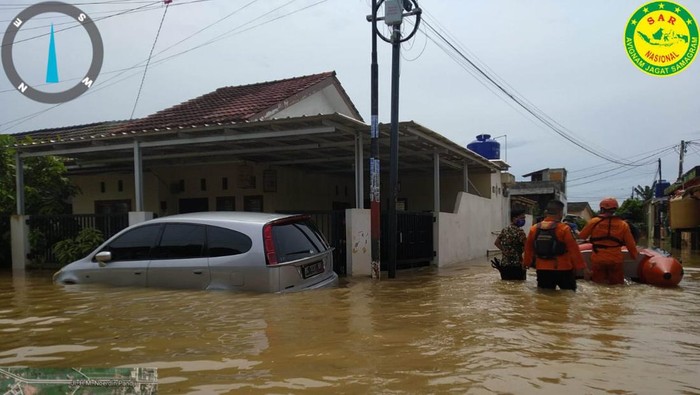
[[95, 251, 112, 267]]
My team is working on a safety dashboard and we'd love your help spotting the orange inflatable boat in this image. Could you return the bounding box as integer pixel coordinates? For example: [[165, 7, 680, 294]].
[[578, 243, 684, 287]]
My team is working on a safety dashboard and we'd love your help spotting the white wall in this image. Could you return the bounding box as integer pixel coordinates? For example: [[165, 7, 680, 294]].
[[266, 85, 359, 120], [437, 185, 506, 266], [71, 173, 159, 214], [70, 163, 355, 216]]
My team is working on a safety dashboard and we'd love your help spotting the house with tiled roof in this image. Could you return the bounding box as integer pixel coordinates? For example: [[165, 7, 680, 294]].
[[9, 71, 509, 275]]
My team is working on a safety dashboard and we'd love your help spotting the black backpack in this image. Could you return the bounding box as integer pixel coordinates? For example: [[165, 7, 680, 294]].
[[534, 222, 567, 259]]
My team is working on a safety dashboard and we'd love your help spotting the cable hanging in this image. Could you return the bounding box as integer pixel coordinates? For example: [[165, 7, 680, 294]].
[[419, 16, 642, 167], [129, 1, 170, 119]]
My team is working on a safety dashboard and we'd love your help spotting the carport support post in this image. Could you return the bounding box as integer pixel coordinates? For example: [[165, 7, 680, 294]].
[[129, 140, 153, 226], [11, 152, 29, 271], [433, 153, 440, 265], [433, 153, 440, 213], [463, 161, 469, 193], [355, 133, 364, 208], [15, 152, 25, 216], [133, 140, 144, 212]]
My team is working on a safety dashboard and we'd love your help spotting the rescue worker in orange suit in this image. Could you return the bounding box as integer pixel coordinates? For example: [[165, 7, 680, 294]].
[[523, 200, 587, 291], [578, 197, 638, 285]]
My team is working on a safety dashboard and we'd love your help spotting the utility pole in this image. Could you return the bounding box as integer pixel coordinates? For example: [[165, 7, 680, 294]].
[[367, 0, 421, 278], [369, 0, 421, 279], [368, 0, 381, 280], [678, 140, 686, 181]]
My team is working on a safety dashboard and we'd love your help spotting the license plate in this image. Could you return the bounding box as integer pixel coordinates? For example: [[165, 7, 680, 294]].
[[301, 261, 324, 279]]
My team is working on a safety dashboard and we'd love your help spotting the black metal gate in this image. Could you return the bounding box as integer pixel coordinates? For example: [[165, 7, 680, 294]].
[[381, 212, 434, 269]]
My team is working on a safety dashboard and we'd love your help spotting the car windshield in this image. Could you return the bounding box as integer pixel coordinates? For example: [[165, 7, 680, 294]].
[[271, 219, 328, 263]]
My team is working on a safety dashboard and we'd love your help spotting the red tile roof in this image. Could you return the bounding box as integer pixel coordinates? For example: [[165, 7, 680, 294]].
[[115, 71, 337, 133], [12, 121, 128, 143]]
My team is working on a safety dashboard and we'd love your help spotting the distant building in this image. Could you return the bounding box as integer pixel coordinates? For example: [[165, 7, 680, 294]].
[[509, 168, 567, 215], [566, 201, 594, 221]]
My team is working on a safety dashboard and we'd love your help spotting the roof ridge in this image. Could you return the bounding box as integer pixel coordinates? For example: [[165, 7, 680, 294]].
[[215, 70, 335, 93]]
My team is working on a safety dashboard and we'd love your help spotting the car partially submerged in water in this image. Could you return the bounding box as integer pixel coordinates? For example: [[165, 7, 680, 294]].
[[53, 212, 338, 292]]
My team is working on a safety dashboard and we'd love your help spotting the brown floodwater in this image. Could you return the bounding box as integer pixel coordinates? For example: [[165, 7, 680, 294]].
[[1, 247, 699, 394]]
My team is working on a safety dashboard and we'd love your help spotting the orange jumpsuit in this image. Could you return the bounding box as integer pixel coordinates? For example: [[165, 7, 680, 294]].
[[579, 215, 638, 285], [523, 217, 586, 290]]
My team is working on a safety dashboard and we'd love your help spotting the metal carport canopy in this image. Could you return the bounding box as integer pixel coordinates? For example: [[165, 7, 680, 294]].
[[13, 113, 502, 176], [11, 113, 504, 214]]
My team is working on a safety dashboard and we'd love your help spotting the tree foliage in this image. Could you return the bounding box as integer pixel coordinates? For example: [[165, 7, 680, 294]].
[[1, 135, 80, 266], [0, 135, 79, 216], [634, 184, 654, 201], [52, 227, 104, 266], [618, 198, 645, 224]]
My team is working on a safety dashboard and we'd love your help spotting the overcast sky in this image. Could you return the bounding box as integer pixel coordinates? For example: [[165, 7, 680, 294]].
[[1, 0, 699, 209]]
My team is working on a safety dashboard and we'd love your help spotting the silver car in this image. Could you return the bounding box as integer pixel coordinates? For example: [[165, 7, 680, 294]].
[[53, 212, 338, 292]]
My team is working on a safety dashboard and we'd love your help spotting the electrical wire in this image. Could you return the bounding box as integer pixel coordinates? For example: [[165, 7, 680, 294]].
[[1, 0, 331, 133], [567, 145, 678, 182], [0, 1, 162, 47], [0, 0, 239, 95], [419, 16, 640, 166], [401, 18, 428, 62], [129, 1, 169, 119], [0, 0, 210, 30]]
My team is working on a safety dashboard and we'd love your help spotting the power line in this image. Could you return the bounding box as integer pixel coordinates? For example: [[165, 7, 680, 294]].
[[0, 0, 209, 29], [419, 16, 641, 166], [129, 1, 170, 119], [1, 0, 331, 132], [567, 145, 678, 182], [0, 1, 156, 10], [0, 1, 162, 47]]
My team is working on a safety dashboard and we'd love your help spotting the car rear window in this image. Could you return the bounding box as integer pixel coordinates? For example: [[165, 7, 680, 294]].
[[271, 219, 329, 263]]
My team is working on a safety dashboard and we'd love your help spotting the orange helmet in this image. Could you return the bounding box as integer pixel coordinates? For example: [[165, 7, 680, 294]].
[[600, 197, 619, 210]]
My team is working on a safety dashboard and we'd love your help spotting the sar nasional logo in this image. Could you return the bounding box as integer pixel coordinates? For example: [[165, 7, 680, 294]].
[[625, 1, 698, 76], [1, 1, 103, 103]]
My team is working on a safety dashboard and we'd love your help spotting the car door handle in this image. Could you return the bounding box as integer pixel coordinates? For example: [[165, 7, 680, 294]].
[[134, 271, 143, 275], [193, 270, 203, 275]]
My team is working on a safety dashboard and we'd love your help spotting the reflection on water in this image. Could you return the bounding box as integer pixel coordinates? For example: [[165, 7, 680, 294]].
[[1, 250, 699, 394]]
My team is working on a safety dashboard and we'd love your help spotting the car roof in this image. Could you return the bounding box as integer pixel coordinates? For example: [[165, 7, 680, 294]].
[[148, 211, 304, 226]]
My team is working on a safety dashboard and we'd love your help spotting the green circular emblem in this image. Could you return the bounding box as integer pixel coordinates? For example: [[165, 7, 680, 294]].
[[624, 1, 698, 76]]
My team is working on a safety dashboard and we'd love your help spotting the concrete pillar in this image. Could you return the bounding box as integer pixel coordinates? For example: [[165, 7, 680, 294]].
[[345, 208, 371, 277], [11, 215, 30, 272], [128, 211, 154, 226]]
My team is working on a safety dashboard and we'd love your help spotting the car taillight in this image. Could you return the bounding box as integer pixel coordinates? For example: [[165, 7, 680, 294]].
[[263, 223, 278, 265]]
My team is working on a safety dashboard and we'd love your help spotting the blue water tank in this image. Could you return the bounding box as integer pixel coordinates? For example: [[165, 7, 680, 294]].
[[655, 180, 670, 197], [467, 134, 500, 160]]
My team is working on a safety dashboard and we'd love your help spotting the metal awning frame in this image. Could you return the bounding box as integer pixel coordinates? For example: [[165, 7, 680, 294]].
[[12, 113, 501, 214]]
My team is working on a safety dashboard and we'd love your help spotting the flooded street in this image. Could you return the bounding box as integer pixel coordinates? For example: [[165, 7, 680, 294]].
[[1, 249, 700, 394]]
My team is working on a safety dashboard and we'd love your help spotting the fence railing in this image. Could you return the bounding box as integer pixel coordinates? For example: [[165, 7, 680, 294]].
[[28, 214, 129, 266]]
